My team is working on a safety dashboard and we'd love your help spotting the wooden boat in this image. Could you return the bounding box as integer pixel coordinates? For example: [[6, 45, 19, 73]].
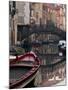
[[9, 51, 40, 89]]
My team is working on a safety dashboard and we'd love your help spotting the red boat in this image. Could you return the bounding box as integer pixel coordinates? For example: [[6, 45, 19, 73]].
[[9, 51, 40, 89]]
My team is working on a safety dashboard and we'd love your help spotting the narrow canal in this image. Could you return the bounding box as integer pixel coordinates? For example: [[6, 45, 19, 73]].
[[35, 58, 66, 87]]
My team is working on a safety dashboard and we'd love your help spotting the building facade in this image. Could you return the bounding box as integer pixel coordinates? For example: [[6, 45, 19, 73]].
[[9, 2, 66, 45], [9, 1, 30, 45], [30, 3, 43, 25]]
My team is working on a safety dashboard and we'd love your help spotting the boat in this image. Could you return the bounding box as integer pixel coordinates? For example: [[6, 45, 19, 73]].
[[9, 51, 40, 89]]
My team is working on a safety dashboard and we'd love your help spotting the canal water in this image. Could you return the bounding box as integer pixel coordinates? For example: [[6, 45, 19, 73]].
[[35, 59, 66, 87]]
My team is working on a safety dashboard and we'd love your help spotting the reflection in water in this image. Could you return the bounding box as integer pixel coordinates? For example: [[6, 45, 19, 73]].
[[36, 59, 66, 86]]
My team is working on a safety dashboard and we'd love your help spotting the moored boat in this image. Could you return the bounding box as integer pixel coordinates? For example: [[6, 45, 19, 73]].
[[9, 51, 40, 89]]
